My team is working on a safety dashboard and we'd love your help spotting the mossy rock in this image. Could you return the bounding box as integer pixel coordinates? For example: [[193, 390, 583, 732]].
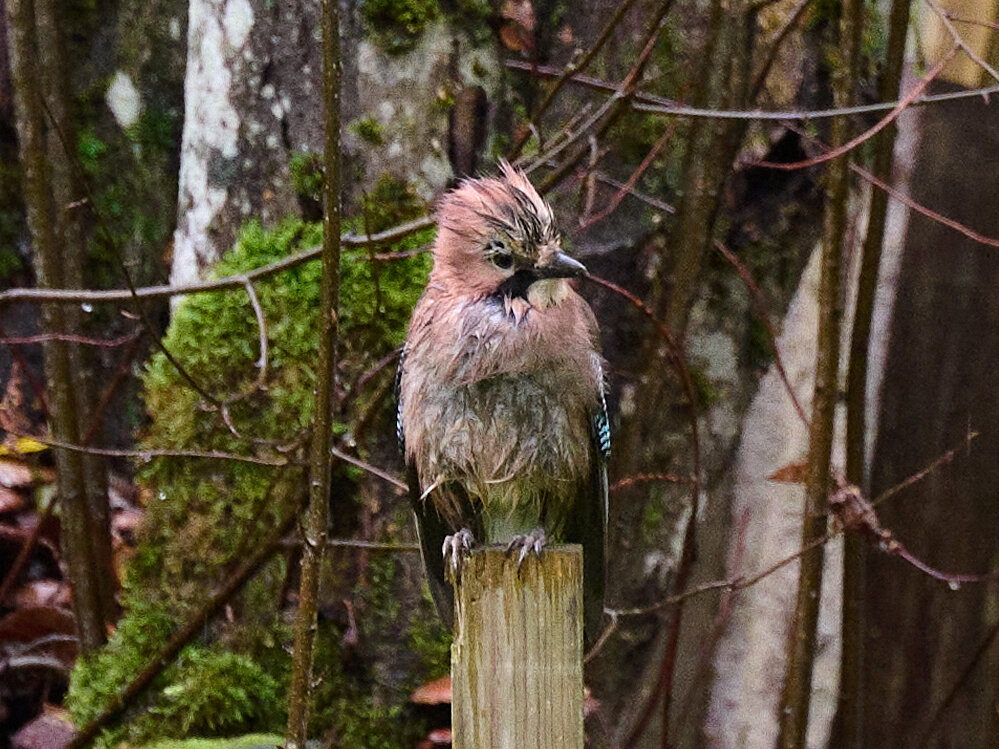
[[69, 189, 446, 746]]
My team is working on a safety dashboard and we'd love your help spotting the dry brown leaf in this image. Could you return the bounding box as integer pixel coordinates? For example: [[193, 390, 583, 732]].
[[11, 707, 75, 749], [768, 461, 809, 484], [0, 458, 35, 488], [0, 485, 26, 514], [500, 0, 535, 31], [13, 580, 71, 610], [411, 674, 452, 705], [499, 24, 525, 52]]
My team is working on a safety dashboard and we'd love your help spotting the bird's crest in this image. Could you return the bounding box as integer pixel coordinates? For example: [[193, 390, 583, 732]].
[[437, 161, 560, 257]]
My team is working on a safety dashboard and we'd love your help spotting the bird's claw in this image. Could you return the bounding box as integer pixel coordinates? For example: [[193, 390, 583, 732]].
[[507, 527, 547, 568], [442, 528, 475, 577]]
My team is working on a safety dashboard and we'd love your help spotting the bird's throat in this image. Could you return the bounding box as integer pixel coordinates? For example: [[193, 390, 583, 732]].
[[527, 278, 570, 309]]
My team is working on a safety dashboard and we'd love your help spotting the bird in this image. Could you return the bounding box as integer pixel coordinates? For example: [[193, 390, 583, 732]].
[[395, 162, 610, 641]]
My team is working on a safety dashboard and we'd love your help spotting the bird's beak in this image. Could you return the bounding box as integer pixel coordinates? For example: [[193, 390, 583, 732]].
[[535, 251, 588, 279]]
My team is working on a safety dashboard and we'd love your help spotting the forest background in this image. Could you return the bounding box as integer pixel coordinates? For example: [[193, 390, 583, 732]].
[[1, 0, 999, 747]]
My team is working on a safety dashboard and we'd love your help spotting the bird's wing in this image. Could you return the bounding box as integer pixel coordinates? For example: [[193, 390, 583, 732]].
[[564, 355, 610, 645], [408, 465, 459, 628], [396, 342, 463, 630]]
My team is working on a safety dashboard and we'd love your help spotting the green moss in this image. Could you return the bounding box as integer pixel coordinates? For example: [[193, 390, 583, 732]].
[[688, 366, 721, 409], [69, 208, 438, 746], [359, 0, 439, 55], [288, 151, 324, 206], [142, 736, 285, 749], [349, 116, 385, 146], [78, 126, 109, 176]]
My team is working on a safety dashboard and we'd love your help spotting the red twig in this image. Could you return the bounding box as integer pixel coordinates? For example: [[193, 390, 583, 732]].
[[587, 273, 702, 749], [747, 45, 958, 171], [578, 119, 677, 229], [0, 321, 50, 415], [611, 472, 693, 490], [0, 330, 141, 347], [713, 240, 810, 426], [853, 164, 999, 249]]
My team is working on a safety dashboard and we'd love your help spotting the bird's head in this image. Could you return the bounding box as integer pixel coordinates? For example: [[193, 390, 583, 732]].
[[433, 162, 586, 310]]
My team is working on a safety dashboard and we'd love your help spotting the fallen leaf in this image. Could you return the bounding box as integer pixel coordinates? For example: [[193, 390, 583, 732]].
[[0, 486, 26, 514], [499, 24, 525, 52], [0, 606, 77, 666], [11, 707, 75, 749], [0, 605, 75, 644], [768, 461, 808, 484], [411, 674, 452, 705], [14, 437, 48, 454], [0, 459, 35, 488], [13, 580, 71, 609], [501, 0, 535, 31], [427, 728, 452, 744]]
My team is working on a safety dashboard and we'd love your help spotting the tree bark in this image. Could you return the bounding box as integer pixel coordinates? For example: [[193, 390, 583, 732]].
[[5, 0, 108, 653], [285, 0, 341, 743], [835, 0, 912, 743], [777, 0, 863, 744], [865, 79, 999, 749], [33, 0, 116, 626]]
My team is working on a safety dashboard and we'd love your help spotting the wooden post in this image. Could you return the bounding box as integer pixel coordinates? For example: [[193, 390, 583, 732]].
[[451, 545, 584, 749]]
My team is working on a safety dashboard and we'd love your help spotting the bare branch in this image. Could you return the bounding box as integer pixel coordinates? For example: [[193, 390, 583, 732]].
[[3, 427, 294, 466], [508, 59, 999, 121], [0, 330, 141, 347], [507, 0, 641, 159], [329, 445, 406, 491], [0, 216, 433, 309], [750, 45, 958, 171], [714, 240, 810, 426]]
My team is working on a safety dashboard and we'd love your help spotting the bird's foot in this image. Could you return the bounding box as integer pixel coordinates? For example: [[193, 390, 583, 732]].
[[507, 527, 547, 568], [442, 528, 475, 577]]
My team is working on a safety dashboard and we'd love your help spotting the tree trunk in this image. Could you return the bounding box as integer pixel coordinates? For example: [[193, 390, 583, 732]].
[[5, 0, 108, 653], [864, 79, 999, 749]]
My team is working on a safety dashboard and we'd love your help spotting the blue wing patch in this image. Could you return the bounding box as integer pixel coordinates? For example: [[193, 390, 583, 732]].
[[594, 400, 611, 461], [593, 357, 611, 461], [394, 345, 407, 457]]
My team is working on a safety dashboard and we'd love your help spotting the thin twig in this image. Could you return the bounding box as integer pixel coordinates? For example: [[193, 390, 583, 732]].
[[40, 98, 225, 411], [326, 538, 420, 551], [609, 432, 979, 618], [66, 507, 300, 749], [749, 45, 958, 171], [916, 617, 999, 748], [243, 277, 269, 391], [872, 430, 978, 507], [942, 10, 999, 32], [611, 472, 693, 490], [750, 0, 814, 99], [0, 321, 50, 414], [329, 445, 406, 491], [508, 0, 641, 159], [507, 59, 999, 120], [713, 240, 809, 426], [532, 0, 677, 192], [0, 217, 433, 309], [2, 427, 293, 466], [578, 119, 677, 229], [584, 611, 619, 664], [853, 164, 999, 249], [0, 330, 141, 347]]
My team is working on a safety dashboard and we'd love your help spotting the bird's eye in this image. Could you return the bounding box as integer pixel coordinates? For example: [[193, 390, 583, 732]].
[[488, 240, 514, 270]]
